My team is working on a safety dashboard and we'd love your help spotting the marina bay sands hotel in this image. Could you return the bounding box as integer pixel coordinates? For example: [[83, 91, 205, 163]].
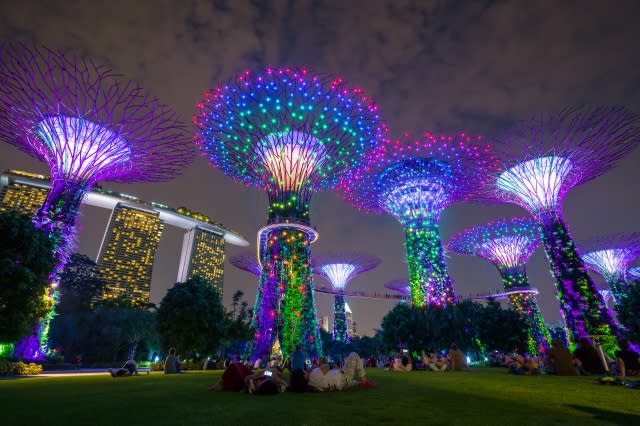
[[0, 170, 248, 304]]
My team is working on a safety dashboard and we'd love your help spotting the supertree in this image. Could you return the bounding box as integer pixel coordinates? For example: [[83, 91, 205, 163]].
[[229, 252, 263, 277], [629, 267, 640, 280], [580, 232, 640, 308], [384, 279, 411, 297], [194, 67, 385, 356], [599, 289, 613, 308], [338, 133, 500, 307], [0, 43, 192, 359], [312, 252, 380, 342], [484, 106, 640, 350], [447, 217, 552, 355]]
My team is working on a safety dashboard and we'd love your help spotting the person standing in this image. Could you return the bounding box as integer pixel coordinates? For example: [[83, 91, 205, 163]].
[[289, 344, 306, 374]]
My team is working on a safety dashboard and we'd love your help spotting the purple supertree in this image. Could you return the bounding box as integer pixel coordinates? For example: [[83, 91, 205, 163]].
[[446, 217, 552, 355], [229, 252, 263, 277], [580, 232, 640, 308], [0, 43, 192, 360], [484, 106, 640, 351], [629, 267, 640, 281], [338, 133, 500, 307], [194, 68, 386, 357], [384, 279, 411, 297], [312, 252, 380, 343]]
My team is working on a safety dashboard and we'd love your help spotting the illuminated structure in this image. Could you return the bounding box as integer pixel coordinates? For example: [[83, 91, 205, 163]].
[[96, 204, 163, 304], [384, 279, 411, 297], [0, 170, 49, 215], [176, 227, 225, 292], [0, 44, 192, 359], [195, 67, 385, 356], [580, 232, 640, 308], [339, 133, 499, 307], [629, 267, 640, 280], [485, 106, 640, 349], [313, 252, 380, 342], [345, 302, 355, 338], [447, 217, 552, 354], [599, 289, 613, 308]]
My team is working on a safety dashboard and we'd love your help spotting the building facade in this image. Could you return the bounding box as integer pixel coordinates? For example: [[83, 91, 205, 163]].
[[176, 226, 225, 292], [0, 170, 49, 215], [96, 203, 164, 304]]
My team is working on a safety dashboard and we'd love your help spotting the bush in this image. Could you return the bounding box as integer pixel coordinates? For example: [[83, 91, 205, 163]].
[[149, 359, 204, 371], [0, 360, 43, 375], [150, 362, 164, 371]]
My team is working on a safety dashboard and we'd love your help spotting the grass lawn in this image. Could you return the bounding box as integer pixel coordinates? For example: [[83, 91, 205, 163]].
[[1, 368, 638, 425]]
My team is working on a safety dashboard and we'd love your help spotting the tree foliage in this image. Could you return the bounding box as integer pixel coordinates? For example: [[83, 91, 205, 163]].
[[50, 304, 159, 363], [156, 276, 226, 358], [380, 300, 528, 356], [0, 211, 55, 342], [57, 253, 106, 314], [618, 281, 640, 344]]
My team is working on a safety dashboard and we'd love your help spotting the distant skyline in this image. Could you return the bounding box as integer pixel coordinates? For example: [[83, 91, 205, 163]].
[[1, 0, 640, 335]]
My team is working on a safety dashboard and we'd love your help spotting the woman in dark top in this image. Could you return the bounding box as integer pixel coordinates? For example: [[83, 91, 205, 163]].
[[615, 339, 640, 377]]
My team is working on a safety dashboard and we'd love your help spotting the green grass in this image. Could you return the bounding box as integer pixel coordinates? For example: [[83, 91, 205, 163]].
[[1, 368, 638, 425]]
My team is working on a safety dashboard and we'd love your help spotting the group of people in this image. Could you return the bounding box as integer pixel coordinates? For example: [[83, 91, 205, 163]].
[[381, 344, 468, 372], [491, 337, 640, 378], [109, 347, 184, 377], [210, 345, 371, 395]]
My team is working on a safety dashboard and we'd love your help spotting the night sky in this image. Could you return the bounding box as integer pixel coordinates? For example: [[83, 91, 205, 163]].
[[1, 0, 639, 336]]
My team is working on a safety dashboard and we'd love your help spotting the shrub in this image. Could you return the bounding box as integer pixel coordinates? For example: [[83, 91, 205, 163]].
[[0, 360, 43, 375]]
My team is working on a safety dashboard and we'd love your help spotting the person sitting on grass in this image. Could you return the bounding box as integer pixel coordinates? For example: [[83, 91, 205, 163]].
[[245, 368, 288, 395], [308, 353, 368, 391], [109, 359, 138, 377], [546, 339, 577, 376], [447, 344, 467, 371], [615, 339, 640, 378], [573, 338, 606, 375], [429, 354, 448, 372], [209, 361, 253, 392], [508, 354, 540, 375], [163, 348, 182, 374]]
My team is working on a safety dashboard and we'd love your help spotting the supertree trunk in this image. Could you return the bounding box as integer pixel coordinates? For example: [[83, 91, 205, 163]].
[[15, 178, 90, 360], [499, 266, 551, 355], [333, 295, 348, 343], [539, 212, 619, 351], [405, 222, 455, 307], [252, 225, 321, 358], [607, 276, 629, 307]]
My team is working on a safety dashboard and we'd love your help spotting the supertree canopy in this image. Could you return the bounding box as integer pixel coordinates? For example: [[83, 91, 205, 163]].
[[580, 232, 640, 307], [629, 267, 640, 280], [384, 279, 411, 297], [0, 43, 192, 360], [447, 217, 551, 355], [229, 252, 263, 277], [485, 106, 640, 350], [338, 133, 500, 307], [194, 67, 386, 357], [312, 252, 380, 343]]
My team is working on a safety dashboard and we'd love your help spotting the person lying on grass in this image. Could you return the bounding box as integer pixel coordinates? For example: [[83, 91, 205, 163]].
[[209, 361, 253, 391], [245, 368, 288, 395], [109, 360, 138, 377], [308, 353, 367, 391]]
